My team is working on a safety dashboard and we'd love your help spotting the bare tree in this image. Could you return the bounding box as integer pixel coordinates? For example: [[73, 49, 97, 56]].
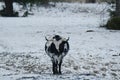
[[4, 0, 14, 16]]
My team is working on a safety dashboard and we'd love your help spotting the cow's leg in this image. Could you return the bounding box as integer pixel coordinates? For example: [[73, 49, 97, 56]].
[[52, 60, 58, 74], [58, 59, 62, 74], [52, 61, 55, 74], [55, 61, 58, 74], [56, 61, 59, 74]]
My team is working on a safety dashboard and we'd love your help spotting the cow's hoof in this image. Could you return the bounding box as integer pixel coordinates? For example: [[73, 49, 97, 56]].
[[58, 72, 62, 75], [53, 72, 61, 75]]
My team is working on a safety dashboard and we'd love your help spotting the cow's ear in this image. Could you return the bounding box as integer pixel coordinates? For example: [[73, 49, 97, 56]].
[[45, 37, 48, 41], [66, 37, 70, 41]]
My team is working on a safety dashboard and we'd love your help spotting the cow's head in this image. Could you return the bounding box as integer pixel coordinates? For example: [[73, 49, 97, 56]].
[[45, 35, 69, 41]]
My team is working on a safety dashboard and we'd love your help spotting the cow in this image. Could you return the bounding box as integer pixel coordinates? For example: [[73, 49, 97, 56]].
[[45, 35, 69, 74]]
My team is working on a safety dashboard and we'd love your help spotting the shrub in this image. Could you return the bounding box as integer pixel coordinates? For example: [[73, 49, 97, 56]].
[[106, 17, 120, 30]]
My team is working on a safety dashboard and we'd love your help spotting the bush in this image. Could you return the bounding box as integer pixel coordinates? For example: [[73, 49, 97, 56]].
[[106, 17, 120, 30]]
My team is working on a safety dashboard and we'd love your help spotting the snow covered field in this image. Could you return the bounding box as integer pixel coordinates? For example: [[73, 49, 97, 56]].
[[0, 3, 120, 80]]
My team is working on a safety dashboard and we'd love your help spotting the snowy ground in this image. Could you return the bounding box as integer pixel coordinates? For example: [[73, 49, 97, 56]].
[[0, 2, 120, 80]]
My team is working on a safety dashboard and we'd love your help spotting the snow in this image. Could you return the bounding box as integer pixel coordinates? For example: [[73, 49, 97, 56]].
[[0, 2, 120, 80]]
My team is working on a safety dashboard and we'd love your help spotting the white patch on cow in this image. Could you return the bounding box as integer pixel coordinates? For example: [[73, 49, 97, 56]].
[[45, 40, 53, 58], [64, 43, 67, 50], [52, 55, 63, 64], [53, 39, 62, 52], [46, 40, 52, 48], [49, 53, 54, 58], [54, 55, 58, 63], [62, 52, 66, 57], [62, 38, 67, 41]]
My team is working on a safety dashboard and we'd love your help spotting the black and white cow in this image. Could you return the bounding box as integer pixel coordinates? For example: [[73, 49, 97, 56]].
[[45, 35, 69, 74]]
